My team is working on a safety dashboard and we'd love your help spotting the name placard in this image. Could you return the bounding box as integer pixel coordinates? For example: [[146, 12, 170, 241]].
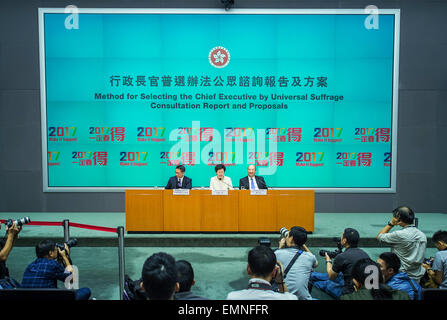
[[212, 190, 228, 196], [173, 189, 190, 195], [250, 189, 267, 196]]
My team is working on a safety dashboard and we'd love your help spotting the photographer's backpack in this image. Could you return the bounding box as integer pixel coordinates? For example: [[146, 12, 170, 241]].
[[123, 275, 147, 300]]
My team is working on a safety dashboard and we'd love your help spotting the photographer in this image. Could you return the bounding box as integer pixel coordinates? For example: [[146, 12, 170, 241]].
[[422, 230, 447, 289], [140, 252, 180, 300], [21, 240, 91, 300], [376, 206, 427, 282], [227, 245, 297, 300], [377, 252, 422, 300], [324, 228, 370, 297], [174, 260, 209, 300], [0, 222, 21, 279], [275, 226, 317, 300], [340, 258, 410, 300]]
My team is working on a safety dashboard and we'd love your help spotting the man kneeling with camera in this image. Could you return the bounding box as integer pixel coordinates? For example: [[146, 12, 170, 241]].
[[310, 228, 370, 299], [275, 226, 318, 300], [21, 239, 91, 300]]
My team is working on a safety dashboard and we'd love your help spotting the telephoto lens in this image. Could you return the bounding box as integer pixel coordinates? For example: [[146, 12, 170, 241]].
[[16, 217, 31, 227], [66, 238, 78, 248], [56, 238, 78, 251], [4, 217, 31, 228], [279, 227, 289, 238]]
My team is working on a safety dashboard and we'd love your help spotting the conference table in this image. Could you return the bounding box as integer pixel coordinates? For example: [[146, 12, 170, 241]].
[[125, 189, 314, 232]]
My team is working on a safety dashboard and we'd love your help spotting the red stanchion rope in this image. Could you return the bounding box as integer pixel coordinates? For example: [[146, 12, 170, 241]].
[[69, 222, 116, 233], [0, 220, 117, 233]]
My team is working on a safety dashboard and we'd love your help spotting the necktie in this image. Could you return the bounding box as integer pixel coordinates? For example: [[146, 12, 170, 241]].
[[178, 179, 182, 188], [250, 178, 255, 190]]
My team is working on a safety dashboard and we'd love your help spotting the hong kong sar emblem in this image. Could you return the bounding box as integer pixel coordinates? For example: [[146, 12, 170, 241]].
[[209, 46, 230, 68]]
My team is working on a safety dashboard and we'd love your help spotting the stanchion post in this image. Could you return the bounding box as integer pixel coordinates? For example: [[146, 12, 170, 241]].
[[117, 226, 125, 300], [62, 219, 70, 243]]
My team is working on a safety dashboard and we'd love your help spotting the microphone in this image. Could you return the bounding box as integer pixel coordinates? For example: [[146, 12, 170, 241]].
[[218, 176, 232, 189]]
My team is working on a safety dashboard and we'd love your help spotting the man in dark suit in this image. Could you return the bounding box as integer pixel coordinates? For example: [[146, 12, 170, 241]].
[[165, 165, 192, 189], [239, 165, 267, 190]]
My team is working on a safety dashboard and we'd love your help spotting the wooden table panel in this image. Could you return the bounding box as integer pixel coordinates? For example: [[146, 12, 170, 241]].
[[163, 190, 201, 231], [200, 190, 239, 231], [275, 190, 315, 232], [125, 190, 163, 231], [238, 190, 277, 232], [125, 189, 314, 232]]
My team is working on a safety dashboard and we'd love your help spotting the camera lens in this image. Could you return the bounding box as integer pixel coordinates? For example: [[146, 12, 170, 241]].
[[66, 238, 78, 248], [280, 227, 289, 238], [16, 217, 31, 227]]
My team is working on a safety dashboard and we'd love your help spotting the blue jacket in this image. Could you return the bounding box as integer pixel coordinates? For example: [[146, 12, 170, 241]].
[[386, 272, 422, 300]]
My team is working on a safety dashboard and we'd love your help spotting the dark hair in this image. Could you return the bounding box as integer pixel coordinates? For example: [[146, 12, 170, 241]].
[[289, 226, 307, 247], [379, 252, 401, 274], [392, 206, 414, 224], [176, 260, 194, 293], [248, 246, 276, 277], [343, 228, 360, 248], [36, 240, 56, 258], [141, 252, 178, 300], [215, 164, 226, 173], [176, 165, 185, 172], [433, 230, 447, 244], [352, 258, 393, 300]]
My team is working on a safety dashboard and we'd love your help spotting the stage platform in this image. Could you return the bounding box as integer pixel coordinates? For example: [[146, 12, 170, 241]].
[[1, 212, 444, 247]]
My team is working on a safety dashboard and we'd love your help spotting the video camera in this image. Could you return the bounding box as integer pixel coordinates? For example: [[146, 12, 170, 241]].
[[319, 237, 343, 259]]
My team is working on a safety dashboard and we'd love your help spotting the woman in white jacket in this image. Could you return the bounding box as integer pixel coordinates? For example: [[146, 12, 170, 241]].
[[209, 164, 233, 191]]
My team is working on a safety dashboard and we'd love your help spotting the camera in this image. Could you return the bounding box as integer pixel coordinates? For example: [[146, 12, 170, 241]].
[[56, 238, 78, 255], [4, 217, 31, 228], [424, 257, 434, 267], [319, 237, 343, 259], [280, 227, 289, 238]]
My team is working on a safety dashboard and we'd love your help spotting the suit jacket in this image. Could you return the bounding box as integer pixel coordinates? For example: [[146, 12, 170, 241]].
[[165, 176, 192, 189], [239, 176, 267, 190]]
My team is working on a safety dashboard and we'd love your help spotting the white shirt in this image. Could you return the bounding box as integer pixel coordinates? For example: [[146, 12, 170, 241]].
[[275, 248, 317, 300], [210, 176, 233, 191], [378, 225, 427, 281], [226, 278, 298, 300], [247, 176, 259, 190]]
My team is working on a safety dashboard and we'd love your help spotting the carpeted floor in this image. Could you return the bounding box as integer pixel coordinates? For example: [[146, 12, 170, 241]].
[[4, 246, 438, 300]]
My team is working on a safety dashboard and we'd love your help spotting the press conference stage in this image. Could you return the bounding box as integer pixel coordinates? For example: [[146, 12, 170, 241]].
[[3, 211, 443, 247]]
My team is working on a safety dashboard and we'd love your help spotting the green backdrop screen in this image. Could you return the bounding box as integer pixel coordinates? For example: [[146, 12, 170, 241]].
[[41, 9, 398, 191]]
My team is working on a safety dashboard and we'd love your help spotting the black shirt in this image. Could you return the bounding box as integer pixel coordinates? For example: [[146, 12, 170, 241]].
[[332, 247, 370, 295], [0, 261, 8, 279]]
